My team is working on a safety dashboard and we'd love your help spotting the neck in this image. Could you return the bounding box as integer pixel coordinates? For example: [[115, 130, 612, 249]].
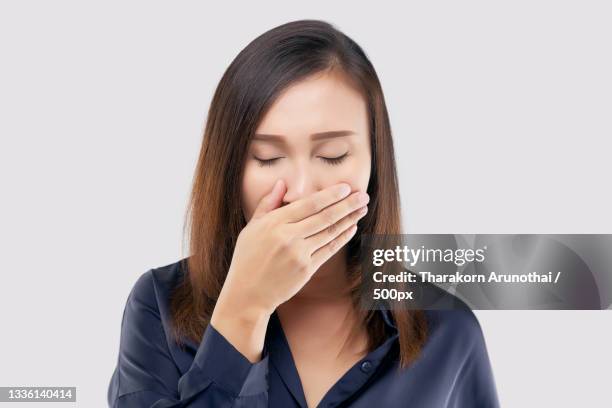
[[289, 246, 354, 304], [276, 247, 368, 356]]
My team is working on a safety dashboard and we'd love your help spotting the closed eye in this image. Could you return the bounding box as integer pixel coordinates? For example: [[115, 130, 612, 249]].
[[253, 156, 281, 167], [253, 152, 349, 167], [319, 152, 349, 166]]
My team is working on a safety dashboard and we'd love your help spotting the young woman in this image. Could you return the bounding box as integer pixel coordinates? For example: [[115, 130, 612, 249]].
[[107, 19, 500, 408]]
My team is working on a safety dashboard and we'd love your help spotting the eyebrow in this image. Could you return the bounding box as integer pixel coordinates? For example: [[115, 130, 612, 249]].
[[253, 130, 356, 143]]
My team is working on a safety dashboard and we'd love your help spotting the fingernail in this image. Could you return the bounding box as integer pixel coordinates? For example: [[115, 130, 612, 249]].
[[339, 183, 351, 196], [358, 192, 369, 204]]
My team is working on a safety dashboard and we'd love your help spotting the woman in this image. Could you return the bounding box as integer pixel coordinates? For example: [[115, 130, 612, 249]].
[[107, 19, 500, 407]]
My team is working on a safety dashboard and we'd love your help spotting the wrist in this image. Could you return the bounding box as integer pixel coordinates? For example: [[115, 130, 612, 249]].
[[211, 292, 271, 330], [210, 294, 271, 363]]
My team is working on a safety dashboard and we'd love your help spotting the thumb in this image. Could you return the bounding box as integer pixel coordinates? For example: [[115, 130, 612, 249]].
[[251, 179, 286, 220]]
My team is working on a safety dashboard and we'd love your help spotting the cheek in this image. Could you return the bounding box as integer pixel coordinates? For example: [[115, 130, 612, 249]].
[[241, 162, 276, 221], [333, 152, 371, 193]]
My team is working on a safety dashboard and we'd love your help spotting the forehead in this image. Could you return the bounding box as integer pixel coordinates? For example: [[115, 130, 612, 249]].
[[255, 69, 369, 137]]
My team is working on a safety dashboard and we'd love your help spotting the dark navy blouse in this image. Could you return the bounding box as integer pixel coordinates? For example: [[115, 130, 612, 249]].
[[107, 259, 500, 407]]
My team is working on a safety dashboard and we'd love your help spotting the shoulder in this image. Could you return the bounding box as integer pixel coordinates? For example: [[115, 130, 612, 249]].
[[129, 258, 188, 309], [413, 290, 499, 405], [418, 286, 487, 352], [419, 306, 491, 375], [111, 260, 191, 403], [118, 258, 192, 352], [124, 258, 189, 335], [412, 281, 484, 344], [421, 306, 499, 406], [425, 308, 484, 342]]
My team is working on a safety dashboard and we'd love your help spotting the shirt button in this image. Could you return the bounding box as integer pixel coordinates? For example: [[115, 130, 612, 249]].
[[360, 360, 373, 373]]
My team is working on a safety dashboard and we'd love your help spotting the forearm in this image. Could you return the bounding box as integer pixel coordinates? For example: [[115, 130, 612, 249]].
[[210, 294, 271, 363]]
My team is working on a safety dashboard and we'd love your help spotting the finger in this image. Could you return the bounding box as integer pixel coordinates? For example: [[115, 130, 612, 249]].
[[251, 179, 286, 220], [294, 191, 369, 238], [310, 223, 359, 272], [271, 182, 352, 224], [304, 205, 367, 254]]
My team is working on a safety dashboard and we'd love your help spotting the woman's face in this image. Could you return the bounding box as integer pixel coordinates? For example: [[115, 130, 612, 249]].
[[241, 69, 372, 222]]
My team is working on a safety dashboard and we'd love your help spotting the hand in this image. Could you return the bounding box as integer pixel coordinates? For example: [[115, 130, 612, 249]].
[[220, 179, 369, 315], [210, 179, 369, 361]]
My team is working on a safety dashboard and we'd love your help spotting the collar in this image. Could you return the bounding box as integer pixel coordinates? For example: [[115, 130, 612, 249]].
[[378, 306, 397, 330], [264, 306, 399, 408]]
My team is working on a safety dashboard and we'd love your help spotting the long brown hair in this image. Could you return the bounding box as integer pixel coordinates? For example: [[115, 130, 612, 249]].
[[170, 19, 428, 369]]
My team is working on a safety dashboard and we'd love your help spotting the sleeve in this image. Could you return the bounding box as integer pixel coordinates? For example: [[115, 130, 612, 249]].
[[107, 270, 269, 407], [446, 311, 501, 408]]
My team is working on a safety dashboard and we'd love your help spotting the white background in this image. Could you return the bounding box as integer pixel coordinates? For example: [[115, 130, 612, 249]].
[[1, 1, 610, 407]]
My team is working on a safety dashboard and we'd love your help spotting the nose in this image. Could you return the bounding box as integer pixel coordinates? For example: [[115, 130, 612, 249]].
[[281, 161, 318, 206]]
